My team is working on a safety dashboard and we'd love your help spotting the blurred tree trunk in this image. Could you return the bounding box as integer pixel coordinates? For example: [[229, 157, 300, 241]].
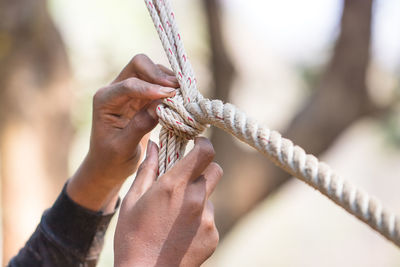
[[204, 0, 376, 238], [0, 0, 72, 263], [203, 0, 235, 101]]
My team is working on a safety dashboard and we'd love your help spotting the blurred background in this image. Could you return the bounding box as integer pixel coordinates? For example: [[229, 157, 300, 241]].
[[1, 0, 400, 266]]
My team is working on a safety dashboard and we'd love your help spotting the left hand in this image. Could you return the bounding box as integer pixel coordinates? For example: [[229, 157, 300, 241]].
[[67, 54, 179, 213]]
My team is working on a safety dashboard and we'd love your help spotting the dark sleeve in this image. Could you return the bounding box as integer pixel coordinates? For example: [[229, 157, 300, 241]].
[[8, 183, 119, 267]]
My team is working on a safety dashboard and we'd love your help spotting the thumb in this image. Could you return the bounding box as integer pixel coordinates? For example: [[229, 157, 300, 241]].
[[126, 140, 159, 203], [121, 101, 160, 151]]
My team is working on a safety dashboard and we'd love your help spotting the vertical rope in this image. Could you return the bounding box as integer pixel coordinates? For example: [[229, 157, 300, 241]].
[[145, 0, 205, 175]]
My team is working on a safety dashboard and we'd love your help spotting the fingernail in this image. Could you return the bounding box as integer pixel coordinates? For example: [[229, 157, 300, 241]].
[[160, 87, 176, 95]]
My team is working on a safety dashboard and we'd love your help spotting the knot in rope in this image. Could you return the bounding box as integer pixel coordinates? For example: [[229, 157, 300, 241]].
[[156, 91, 207, 140], [146, 0, 400, 247]]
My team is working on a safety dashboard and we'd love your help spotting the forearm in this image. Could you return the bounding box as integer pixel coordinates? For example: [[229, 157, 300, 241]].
[[9, 183, 118, 267]]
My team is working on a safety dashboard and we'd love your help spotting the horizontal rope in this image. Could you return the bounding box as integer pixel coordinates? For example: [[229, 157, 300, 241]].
[[189, 99, 400, 247], [144, 0, 400, 248]]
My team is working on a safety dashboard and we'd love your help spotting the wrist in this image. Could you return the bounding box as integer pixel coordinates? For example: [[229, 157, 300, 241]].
[[67, 155, 124, 213]]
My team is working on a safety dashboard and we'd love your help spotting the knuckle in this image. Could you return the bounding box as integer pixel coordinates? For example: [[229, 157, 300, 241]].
[[93, 87, 107, 103], [159, 179, 175, 196], [159, 177, 186, 197], [121, 77, 138, 89], [131, 53, 148, 66], [201, 217, 219, 250], [210, 229, 219, 249], [203, 217, 215, 232], [210, 162, 223, 178]]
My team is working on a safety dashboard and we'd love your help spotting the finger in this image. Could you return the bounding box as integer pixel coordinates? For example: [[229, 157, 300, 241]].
[[156, 64, 179, 87], [183, 163, 222, 215], [201, 201, 219, 244], [146, 100, 162, 120], [202, 200, 215, 227], [121, 104, 159, 151], [133, 56, 178, 87], [136, 100, 162, 160], [157, 64, 175, 76], [197, 200, 219, 255], [200, 162, 223, 199], [127, 140, 159, 200], [99, 78, 176, 106], [183, 175, 207, 217], [113, 54, 178, 88], [164, 137, 215, 183]]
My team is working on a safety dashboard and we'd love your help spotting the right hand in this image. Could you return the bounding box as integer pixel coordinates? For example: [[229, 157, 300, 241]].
[[114, 137, 223, 267]]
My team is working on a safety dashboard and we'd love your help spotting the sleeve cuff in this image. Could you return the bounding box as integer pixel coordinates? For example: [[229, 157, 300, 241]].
[[40, 182, 119, 259]]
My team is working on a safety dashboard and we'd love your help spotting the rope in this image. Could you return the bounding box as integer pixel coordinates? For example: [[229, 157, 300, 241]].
[[144, 0, 400, 248]]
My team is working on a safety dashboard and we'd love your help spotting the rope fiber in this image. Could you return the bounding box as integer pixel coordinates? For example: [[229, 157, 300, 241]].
[[144, 0, 400, 248]]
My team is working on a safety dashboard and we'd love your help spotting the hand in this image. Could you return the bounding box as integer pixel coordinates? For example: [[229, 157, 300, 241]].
[[114, 137, 223, 267], [67, 54, 179, 213]]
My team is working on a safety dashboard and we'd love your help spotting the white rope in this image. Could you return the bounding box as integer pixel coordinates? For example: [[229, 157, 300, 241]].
[[144, 0, 400, 247]]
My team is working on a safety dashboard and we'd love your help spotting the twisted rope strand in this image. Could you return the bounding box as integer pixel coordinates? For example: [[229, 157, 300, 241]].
[[146, 0, 206, 175], [188, 99, 400, 246], [144, 0, 400, 247]]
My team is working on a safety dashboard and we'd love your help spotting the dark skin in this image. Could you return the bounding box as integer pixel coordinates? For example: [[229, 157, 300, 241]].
[[66, 54, 222, 266], [67, 54, 178, 213], [115, 138, 222, 267]]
